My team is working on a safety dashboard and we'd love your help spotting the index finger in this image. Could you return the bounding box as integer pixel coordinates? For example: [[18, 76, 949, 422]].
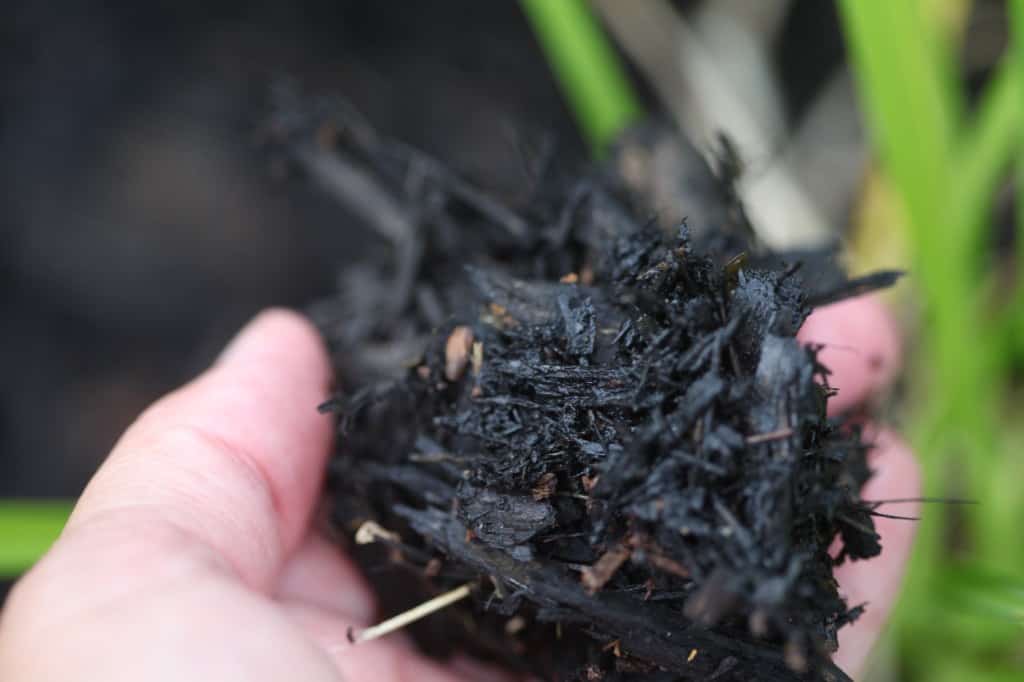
[[798, 296, 902, 415]]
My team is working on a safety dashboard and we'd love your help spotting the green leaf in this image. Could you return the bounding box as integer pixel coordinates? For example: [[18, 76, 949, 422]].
[[520, 0, 642, 155], [839, 1, 1024, 678], [956, 60, 1021, 256], [1011, 0, 1024, 353]]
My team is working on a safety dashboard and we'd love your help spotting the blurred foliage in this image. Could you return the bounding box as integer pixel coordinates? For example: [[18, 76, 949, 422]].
[[0, 501, 73, 577], [839, 1, 1024, 679], [528, 0, 1024, 679], [521, 0, 641, 154]]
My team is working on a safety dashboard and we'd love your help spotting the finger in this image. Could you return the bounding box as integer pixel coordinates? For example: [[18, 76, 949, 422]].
[[833, 428, 921, 677], [276, 530, 377, 625], [798, 296, 901, 415], [66, 308, 334, 590]]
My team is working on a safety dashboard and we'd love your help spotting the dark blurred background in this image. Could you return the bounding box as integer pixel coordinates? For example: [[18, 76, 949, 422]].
[[1, 0, 587, 499], [2, 0, 847, 500]]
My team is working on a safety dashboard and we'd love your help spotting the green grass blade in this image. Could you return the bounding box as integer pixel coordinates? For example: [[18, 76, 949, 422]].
[[837, 1, 957, 242], [940, 564, 1024, 624], [839, 1, 1024, 677], [1011, 0, 1024, 354], [520, 0, 642, 155], [0, 500, 75, 577], [956, 61, 1021, 251], [838, 0, 983, 441]]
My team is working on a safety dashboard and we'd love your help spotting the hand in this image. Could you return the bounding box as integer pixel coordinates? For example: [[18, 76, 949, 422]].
[[0, 301, 919, 681], [798, 296, 921, 678], [0, 310, 512, 681]]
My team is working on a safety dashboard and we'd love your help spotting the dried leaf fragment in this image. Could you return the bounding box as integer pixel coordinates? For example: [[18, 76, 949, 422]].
[[531, 472, 558, 501], [645, 552, 691, 579], [444, 325, 475, 382], [470, 341, 483, 376], [601, 639, 623, 657], [581, 545, 631, 594]]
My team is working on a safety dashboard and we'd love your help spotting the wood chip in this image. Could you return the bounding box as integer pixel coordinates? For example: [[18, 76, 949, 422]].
[[505, 616, 527, 635], [532, 472, 558, 501], [444, 326, 474, 382], [581, 545, 631, 594], [645, 552, 691, 579], [784, 640, 808, 673], [470, 341, 483, 376], [601, 639, 623, 657], [746, 427, 794, 444]]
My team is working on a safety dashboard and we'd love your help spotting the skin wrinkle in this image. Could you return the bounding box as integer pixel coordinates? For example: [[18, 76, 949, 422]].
[[3, 516, 226, 659], [274, 531, 377, 623], [176, 421, 290, 564], [197, 370, 327, 514], [198, 339, 335, 548], [167, 378, 323, 540], [77, 422, 285, 589]]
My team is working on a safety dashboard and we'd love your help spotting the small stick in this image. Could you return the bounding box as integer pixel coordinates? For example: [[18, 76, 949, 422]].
[[745, 428, 794, 444], [354, 520, 400, 545], [347, 583, 474, 644]]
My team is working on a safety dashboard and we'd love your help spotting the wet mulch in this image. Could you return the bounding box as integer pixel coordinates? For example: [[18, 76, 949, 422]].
[[266, 89, 900, 681]]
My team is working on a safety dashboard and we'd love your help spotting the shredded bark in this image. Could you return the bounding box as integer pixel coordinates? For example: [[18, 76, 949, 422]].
[[266, 87, 901, 681]]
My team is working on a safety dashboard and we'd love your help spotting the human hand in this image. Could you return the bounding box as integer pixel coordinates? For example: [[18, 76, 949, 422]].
[[0, 310, 513, 681], [0, 300, 918, 681], [798, 296, 921, 678]]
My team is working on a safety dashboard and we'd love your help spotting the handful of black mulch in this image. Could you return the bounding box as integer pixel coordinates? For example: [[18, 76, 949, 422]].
[[269, 91, 900, 681]]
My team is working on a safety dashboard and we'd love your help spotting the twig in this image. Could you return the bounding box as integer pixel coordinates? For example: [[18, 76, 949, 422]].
[[347, 583, 475, 644], [745, 428, 794, 444], [354, 520, 400, 545]]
